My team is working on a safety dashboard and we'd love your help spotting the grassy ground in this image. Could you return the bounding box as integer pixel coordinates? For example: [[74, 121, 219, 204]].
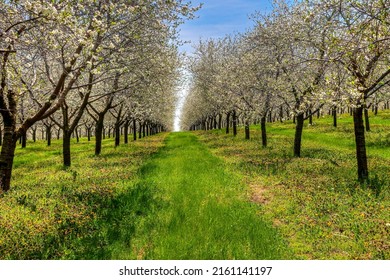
[[0, 132, 288, 260], [195, 110, 390, 259], [1, 111, 388, 260], [112, 132, 288, 259], [0, 135, 166, 259]]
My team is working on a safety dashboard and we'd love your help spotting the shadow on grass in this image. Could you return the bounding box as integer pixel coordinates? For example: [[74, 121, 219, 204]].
[[69, 181, 161, 259]]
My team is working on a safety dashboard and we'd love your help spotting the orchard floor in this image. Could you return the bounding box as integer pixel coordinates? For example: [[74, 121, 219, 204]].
[[2, 112, 389, 260], [107, 132, 288, 259]]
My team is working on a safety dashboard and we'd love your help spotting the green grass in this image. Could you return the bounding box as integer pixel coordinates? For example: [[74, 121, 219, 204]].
[[195, 110, 390, 259], [0, 135, 166, 259], [109, 132, 288, 259], [1, 110, 388, 260], [0, 132, 288, 259]]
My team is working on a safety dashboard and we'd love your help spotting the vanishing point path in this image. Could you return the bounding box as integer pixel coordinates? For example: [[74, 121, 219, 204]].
[[108, 132, 287, 259]]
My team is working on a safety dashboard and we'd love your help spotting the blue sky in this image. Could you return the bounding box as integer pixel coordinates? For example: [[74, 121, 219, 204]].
[[174, 1, 274, 131], [178, 0, 274, 54]]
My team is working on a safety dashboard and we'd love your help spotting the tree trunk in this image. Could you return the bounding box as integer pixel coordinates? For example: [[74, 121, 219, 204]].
[[0, 126, 17, 192], [46, 126, 52, 146], [138, 122, 142, 139], [232, 110, 237, 137], [245, 121, 250, 140], [115, 123, 120, 147], [124, 120, 129, 144], [32, 128, 36, 142], [364, 105, 370, 132], [21, 131, 27, 148], [133, 119, 137, 141], [261, 115, 267, 148], [95, 116, 104, 156], [218, 113, 222, 129], [268, 110, 272, 123], [332, 106, 337, 128], [294, 113, 304, 157], [0, 125, 2, 146], [75, 128, 79, 143], [353, 107, 369, 181], [226, 112, 230, 134], [63, 131, 71, 167]]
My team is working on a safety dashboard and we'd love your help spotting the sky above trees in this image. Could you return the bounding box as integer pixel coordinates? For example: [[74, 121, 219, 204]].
[[174, 0, 274, 131], [179, 0, 274, 54]]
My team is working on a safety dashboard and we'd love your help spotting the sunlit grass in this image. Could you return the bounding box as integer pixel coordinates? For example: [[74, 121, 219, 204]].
[[1, 111, 388, 260], [0, 135, 167, 259], [196, 110, 390, 259], [110, 132, 289, 259]]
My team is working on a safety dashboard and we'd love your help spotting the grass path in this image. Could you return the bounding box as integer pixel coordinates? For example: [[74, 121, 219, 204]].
[[109, 132, 288, 259]]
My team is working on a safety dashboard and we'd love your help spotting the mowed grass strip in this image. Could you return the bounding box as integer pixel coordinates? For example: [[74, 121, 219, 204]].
[[115, 132, 288, 259]]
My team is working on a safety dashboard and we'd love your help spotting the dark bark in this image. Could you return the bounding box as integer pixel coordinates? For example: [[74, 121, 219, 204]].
[[353, 107, 369, 181], [0, 125, 17, 192], [124, 120, 129, 144], [61, 104, 72, 166], [45, 124, 52, 146], [87, 127, 91, 141], [218, 113, 222, 129], [332, 106, 337, 128], [75, 128, 79, 143], [63, 131, 71, 167], [32, 127, 36, 142], [294, 113, 304, 157], [133, 119, 137, 141], [232, 110, 237, 137], [95, 116, 104, 156], [364, 105, 370, 132], [56, 128, 61, 140], [115, 123, 120, 147], [245, 121, 250, 140], [20, 131, 27, 148], [226, 112, 230, 134], [261, 116, 267, 148]]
